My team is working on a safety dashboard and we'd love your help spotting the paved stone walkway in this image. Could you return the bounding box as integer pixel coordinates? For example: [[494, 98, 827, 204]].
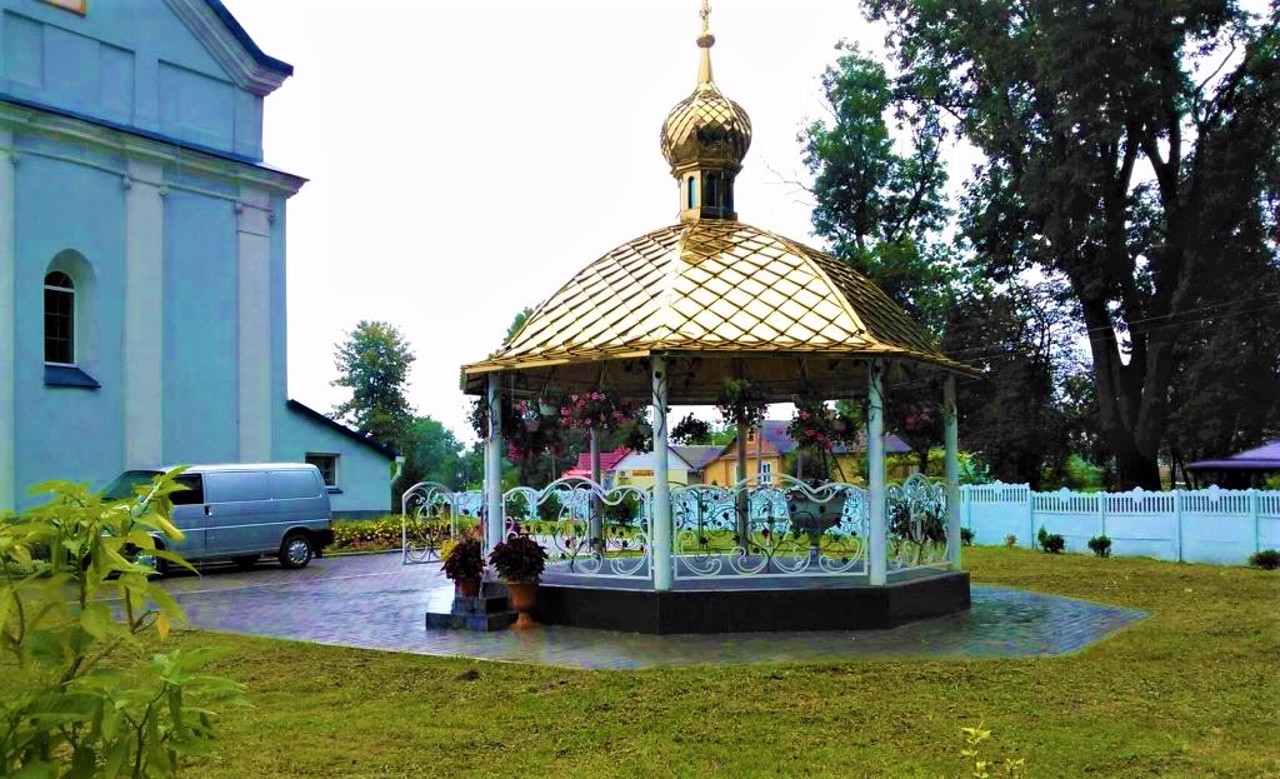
[[166, 553, 1148, 670]]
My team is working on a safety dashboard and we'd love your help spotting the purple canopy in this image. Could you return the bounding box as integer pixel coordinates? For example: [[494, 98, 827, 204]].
[[1186, 441, 1280, 471]]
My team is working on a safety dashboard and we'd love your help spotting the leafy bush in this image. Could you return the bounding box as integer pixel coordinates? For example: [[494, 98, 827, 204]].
[[1249, 549, 1280, 570], [0, 471, 244, 777], [1088, 535, 1112, 558], [488, 535, 548, 582], [505, 492, 530, 520], [442, 538, 485, 581], [332, 515, 401, 551], [1003, 533, 1018, 548], [537, 492, 563, 522], [1037, 526, 1065, 554], [961, 527, 975, 546], [603, 494, 642, 525]]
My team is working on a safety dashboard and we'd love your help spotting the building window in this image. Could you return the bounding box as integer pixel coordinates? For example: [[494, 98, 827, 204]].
[[705, 173, 718, 208], [760, 461, 773, 485], [306, 454, 338, 488], [687, 177, 697, 209], [44, 271, 75, 365]]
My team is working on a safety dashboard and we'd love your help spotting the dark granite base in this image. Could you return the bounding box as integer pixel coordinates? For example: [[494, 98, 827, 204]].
[[424, 589, 516, 632], [533, 571, 970, 634]]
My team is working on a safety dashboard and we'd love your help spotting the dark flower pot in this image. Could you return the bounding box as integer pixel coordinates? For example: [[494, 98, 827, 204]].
[[507, 580, 539, 630], [455, 578, 481, 598]]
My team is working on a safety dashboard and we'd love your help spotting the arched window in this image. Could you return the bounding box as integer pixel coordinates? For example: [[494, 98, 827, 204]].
[[44, 271, 75, 365], [687, 177, 697, 209], [705, 173, 719, 208]]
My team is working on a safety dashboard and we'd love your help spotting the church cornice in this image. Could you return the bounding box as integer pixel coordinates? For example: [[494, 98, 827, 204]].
[[0, 99, 306, 197], [162, 0, 294, 97]]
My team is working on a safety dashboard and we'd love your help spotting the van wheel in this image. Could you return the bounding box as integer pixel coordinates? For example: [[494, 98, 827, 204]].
[[232, 555, 258, 570], [279, 533, 314, 569]]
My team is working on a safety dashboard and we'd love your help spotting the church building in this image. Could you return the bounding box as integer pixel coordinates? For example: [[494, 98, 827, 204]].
[[0, 0, 396, 514]]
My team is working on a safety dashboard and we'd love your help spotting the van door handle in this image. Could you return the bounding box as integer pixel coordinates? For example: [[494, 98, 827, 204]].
[[204, 505, 212, 516]]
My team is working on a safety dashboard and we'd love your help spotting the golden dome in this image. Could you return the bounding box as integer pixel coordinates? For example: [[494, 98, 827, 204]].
[[661, 80, 753, 174], [461, 221, 965, 403]]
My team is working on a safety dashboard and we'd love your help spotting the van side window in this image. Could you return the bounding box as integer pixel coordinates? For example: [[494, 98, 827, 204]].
[[205, 471, 269, 503], [170, 475, 204, 506], [270, 470, 321, 500]]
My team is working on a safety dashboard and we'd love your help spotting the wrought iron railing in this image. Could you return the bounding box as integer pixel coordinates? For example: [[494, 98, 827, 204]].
[[398, 474, 953, 580]]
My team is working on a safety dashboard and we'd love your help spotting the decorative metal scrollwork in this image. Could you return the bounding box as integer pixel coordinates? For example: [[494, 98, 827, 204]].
[[886, 473, 949, 571], [671, 476, 868, 578], [502, 478, 651, 579], [400, 481, 466, 565]]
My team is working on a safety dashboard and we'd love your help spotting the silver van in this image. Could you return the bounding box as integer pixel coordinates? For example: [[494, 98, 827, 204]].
[[103, 463, 335, 570]]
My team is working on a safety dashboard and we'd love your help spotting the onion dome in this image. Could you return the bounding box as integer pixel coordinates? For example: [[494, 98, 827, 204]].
[[660, 2, 752, 222]]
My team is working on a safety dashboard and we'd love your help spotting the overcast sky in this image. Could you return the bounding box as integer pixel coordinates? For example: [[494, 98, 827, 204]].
[[220, 1, 895, 441]]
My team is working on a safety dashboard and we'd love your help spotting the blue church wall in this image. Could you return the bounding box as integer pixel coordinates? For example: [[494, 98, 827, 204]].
[[269, 195, 288, 413], [161, 188, 238, 465], [276, 409, 394, 517], [0, 0, 266, 161], [12, 147, 125, 508]]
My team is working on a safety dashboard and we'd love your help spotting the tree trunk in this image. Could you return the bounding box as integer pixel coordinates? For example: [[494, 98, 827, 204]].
[[916, 447, 929, 478]]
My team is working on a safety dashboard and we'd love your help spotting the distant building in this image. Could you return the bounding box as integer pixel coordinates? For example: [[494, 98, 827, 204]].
[[0, 0, 396, 514], [703, 420, 914, 486]]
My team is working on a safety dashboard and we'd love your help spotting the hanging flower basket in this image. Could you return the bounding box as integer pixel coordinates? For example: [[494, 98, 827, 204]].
[[559, 389, 640, 431], [787, 396, 860, 453], [716, 379, 769, 428]]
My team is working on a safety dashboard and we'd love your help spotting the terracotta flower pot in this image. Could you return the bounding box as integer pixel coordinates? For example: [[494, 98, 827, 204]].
[[455, 578, 481, 598], [506, 580, 539, 630]]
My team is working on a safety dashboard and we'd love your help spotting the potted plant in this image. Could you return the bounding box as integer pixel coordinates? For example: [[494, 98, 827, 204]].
[[560, 389, 639, 431], [442, 538, 485, 597], [488, 535, 549, 630]]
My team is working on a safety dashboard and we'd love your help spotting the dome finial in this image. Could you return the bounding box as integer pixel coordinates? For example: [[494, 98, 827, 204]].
[[697, 0, 715, 85]]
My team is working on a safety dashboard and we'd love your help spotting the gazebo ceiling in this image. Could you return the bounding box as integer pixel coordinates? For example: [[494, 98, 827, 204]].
[[460, 220, 973, 403]]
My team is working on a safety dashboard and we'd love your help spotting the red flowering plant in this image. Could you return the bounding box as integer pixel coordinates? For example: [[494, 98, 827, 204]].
[[559, 389, 640, 431], [716, 379, 769, 428], [505, 400, 565, 463], [787, 394, 860, 467]]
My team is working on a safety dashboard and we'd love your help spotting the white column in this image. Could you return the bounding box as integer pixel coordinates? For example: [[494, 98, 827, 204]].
[[651, 354, 673, 590], [237, 186, 272, 462], [0, 133, 15, 512], [123, 159, 164, 467], [944, 375, 961, 568], [485, 374, 504, 554], [588, 427, 603, 551], [868, 359, 887, 585]]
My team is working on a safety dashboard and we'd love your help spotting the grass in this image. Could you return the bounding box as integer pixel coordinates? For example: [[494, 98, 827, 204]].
[[58, 550, 1280, 776]]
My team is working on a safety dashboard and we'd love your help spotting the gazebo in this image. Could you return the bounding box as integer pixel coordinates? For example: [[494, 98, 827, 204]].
[[456, 3, 975, 633]]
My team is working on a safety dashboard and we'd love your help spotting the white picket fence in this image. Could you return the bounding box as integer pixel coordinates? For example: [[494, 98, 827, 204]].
[[961, 483, 1280, 565]]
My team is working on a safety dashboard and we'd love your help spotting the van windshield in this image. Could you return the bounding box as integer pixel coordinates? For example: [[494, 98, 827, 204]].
[[103, 470, 163, 500]]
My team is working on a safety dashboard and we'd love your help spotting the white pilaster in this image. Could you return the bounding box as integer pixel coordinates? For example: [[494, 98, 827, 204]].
[[237, 186, 272, 462], [868, 359, 887, 586], [944, 375, 961, 568], [0, 132, 14, 512], [123, 159, 165, 467], [651, 354, 673, 590], [485, 375, 504, 554]]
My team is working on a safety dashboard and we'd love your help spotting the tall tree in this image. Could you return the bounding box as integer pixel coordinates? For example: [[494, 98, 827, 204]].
[[868, 0, 1280, 488], [802, 45, 958, 336], [331, 321, 415, 452]]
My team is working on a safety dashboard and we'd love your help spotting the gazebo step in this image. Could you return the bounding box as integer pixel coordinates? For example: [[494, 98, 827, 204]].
[[425, 609, 516, 631]]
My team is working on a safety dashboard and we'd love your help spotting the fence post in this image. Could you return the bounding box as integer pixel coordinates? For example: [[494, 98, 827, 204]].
[[1251, 489, 1261, 555], [1025, 486, 1035, 550], [1099, 491, 1108, 549], [1173, 489, 1183, 562]]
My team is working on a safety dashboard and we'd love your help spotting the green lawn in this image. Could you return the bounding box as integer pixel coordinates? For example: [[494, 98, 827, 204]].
[[166, 549, 1277, 777]]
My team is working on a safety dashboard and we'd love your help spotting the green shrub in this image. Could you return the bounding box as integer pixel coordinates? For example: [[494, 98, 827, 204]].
[[0, 471, 244, 776], [1038, 526, 1065, 554], [603, 494, 642, 525], [1248, 549, 1280, 570], [537, 492, 563, 522], [1088, 535, 1112, 558], [1004, 533, 1018, 548], [961, 527, 975, 546]]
